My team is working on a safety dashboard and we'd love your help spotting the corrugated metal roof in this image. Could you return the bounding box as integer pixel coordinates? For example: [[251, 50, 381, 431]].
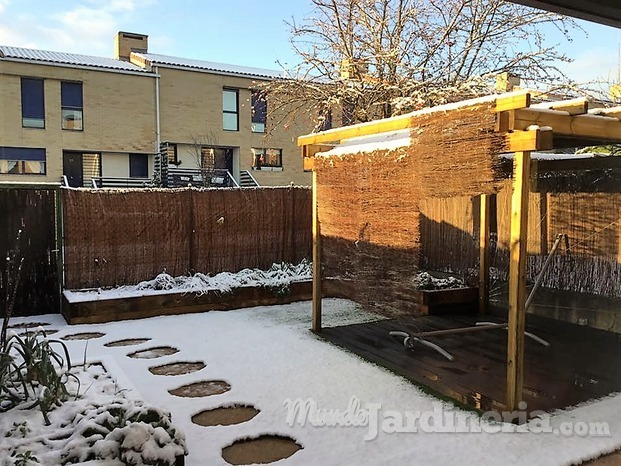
[[135, 53, 283, 79], [0, 45, 150, 73]]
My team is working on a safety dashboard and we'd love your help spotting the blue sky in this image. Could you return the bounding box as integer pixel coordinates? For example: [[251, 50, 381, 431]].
[[0, 0, 620, 86]]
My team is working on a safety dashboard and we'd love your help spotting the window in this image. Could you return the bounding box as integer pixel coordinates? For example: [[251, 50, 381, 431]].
[[21, 78, 45, 128], [252, 148, 282, 169], [0, 147, 46, 174], [319, 110, 332, 131], [129, 153, 149, 178], [223, 89, 239, 131], [61, 81, 83, 130], [251, 90, 267, 133]]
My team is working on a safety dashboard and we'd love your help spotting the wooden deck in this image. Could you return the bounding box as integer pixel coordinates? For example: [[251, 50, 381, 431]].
[[320, 312, 621, 414]]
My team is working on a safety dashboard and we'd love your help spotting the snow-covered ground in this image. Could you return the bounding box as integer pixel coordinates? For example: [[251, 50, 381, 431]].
[[5, 299, 621, 465]]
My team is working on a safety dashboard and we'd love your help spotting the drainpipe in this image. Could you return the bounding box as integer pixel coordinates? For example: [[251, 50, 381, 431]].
[[154, 65, 161, 153]]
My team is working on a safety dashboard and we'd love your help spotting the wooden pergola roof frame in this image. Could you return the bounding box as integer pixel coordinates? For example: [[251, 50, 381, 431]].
[[298, 90, 621, 412]]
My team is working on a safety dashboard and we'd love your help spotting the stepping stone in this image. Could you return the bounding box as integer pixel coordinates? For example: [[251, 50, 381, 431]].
[[222, 435, 302, 465], [18, 329, 58, 336], [169, 380, 231, 398], [61, 332, 106, 341], [9, 322, 51, 329], [192, 404, 259, 427], [104, 338, 152, 347], [148, 361, 205, 376], [127, 346, 179, 359]]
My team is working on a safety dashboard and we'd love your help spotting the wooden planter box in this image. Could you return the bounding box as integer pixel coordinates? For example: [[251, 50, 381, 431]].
[[62, 281, 314, 325], [418, 287, 479, 315]]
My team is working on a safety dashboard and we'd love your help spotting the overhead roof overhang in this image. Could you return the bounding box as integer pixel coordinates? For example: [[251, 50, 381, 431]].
[[509, 1, 621, 28]]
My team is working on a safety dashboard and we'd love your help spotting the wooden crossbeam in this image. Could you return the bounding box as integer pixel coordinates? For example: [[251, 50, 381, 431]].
[[298, 91, 532, 147], [589, 106, 621, 119], [505, 129, 553, 152], [514, 108, 621, 142], [531, 97, 589, 115]]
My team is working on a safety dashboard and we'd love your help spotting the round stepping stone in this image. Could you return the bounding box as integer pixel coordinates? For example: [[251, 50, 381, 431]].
[[222, 435, 302, 465], [192, 404, 259, 427], [148, 361, 205, 376], [9, 322, 51, 329], [61, 332, 106, 341], [105, 338, 152, 348], [19, 328, 58, 337], [169, 380, 231, 398], [127, 346, 179, 359]]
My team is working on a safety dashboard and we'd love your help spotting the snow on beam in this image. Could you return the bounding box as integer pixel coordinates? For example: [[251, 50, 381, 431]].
[[297, 91, 532, 147]]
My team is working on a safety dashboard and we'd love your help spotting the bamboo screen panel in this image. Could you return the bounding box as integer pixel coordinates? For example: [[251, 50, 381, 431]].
[[63, 187, 311, 289], [315, 104, 506, 317]]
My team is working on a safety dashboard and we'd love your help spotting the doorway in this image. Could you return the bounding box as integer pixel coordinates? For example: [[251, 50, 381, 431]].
[[63, 151, 83, 187]]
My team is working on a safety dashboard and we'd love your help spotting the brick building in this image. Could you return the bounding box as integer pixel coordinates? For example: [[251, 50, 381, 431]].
[[0, 32, 313, 187]]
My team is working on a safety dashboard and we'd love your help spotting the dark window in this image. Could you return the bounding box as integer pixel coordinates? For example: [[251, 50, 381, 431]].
[[319, 110, 332, 131], [21, 78, 45, 128], [0, 147, 46, 174], [251, 90, 267, 133], [61, 81, 83, 130], [129, 153, 149, 178], [223, 89, 239, 131]]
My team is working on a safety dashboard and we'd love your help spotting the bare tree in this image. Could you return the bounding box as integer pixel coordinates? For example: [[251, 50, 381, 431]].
[[263, 0, 581, 129]]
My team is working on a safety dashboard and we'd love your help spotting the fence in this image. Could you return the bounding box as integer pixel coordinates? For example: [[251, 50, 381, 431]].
[[62, 187, 312, 289], [0, 186, 60, 316]]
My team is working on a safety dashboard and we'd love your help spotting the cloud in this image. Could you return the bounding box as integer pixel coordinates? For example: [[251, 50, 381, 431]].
[[0, 0, 157, 56]]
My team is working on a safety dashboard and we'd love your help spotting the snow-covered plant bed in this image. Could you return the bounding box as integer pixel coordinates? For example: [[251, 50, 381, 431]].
[[64, 260, 312, 303], [0, 331, 187, 466], [414, 271, 466, 291]]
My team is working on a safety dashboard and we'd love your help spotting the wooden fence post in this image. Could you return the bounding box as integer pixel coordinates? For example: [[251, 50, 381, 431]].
[[479, 194, 491, 315], [312, 170, 322, 332], [507, 151, 531, 412]]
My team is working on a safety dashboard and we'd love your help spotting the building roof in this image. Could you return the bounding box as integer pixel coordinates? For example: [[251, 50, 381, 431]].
[[508, 0, 621, 28], [0, 45, 151, 73], [134, 52, 283, 79]]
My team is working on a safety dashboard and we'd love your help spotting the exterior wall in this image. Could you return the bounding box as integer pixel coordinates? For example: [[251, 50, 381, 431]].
[[0, 60, 156, 184], [156, 66, 313, 186]]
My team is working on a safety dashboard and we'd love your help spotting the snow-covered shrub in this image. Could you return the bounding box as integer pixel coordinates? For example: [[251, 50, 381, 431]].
[[61, 400, 187, 465], [414, 272, 465, 290]]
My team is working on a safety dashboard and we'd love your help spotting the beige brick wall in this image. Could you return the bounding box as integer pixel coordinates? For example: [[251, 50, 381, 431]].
[[156, 67, 312, 186], [0, 61, 156, 183]]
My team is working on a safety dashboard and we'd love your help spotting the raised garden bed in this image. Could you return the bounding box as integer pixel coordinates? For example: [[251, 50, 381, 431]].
[[62, 280, 316, 325]]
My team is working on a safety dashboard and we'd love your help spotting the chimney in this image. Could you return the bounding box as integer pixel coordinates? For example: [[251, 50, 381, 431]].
[[115, 31, 148, 61], [495, 72, 521, 92]]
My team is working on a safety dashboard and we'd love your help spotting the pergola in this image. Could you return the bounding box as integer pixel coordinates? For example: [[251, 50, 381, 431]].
[[298, 91, 621, 412], [508, 0, 621, 28]]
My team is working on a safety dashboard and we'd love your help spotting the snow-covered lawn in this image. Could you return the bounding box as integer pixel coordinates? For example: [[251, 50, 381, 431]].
[[5, 299, 621, 465]]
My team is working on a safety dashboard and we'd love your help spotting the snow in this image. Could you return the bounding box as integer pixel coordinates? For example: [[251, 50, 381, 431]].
[[63, 260, 312, 303], [318, 129, 412, 157], [5, 299, 621, 465]]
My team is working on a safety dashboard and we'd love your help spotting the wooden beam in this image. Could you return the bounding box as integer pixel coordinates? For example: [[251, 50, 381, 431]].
[[495, 92, 531, 113], [479, 194, 491, 315], [312, 170, 322, 332], [507, 150, 531, 412], [514, 108, 621, 142], [531, 97, 589, 115], [505, 129, 553, 152], [589, 107, 621, 119], [298, 92, 532, 147]]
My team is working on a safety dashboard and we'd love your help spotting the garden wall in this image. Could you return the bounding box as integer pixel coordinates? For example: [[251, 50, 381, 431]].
[[62, 187, 312, 289]]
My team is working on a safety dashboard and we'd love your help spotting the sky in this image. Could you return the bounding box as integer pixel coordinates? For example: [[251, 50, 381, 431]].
[[1, 0, 621, 88]]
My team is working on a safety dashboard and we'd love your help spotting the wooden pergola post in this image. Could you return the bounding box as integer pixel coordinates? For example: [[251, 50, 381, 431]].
[[479, 194, 491, 314], [312, 169, 322, 332], [507, 150, 531, 411]]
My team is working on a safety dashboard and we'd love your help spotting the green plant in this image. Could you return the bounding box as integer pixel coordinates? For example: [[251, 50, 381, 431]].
[[1, 329, 79, 425], [12, 450, 40, 466]]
